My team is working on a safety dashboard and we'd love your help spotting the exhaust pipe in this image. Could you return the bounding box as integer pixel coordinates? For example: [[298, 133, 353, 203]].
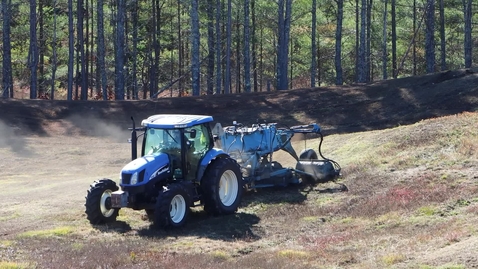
[[130, 117, 137, 160]]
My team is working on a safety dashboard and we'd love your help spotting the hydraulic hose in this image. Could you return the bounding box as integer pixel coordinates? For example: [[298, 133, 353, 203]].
[[317, 131, 341, 172]]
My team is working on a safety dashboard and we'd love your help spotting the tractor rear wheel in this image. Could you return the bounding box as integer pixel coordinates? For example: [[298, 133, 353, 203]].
[[85, 179, 119, 224], [202, 158, 243, 215], [154, 183, 190, 229]]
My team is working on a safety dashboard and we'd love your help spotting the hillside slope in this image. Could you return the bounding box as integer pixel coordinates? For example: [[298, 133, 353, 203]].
[[1, 68, 478, 136], [0, 69, 478, 268]]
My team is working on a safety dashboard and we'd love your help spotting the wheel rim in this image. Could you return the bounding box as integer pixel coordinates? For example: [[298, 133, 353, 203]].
[[100, 190, 115, 218], [170, 194, 187, 224], [219, 170, 239, 207]]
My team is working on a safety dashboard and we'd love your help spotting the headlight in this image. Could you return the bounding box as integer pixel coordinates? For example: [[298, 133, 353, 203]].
[[131, 172, 139, 185]]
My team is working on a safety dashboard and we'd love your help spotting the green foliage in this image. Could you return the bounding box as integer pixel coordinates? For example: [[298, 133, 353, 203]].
[[1, 0, 477, 98], [18, 226, 74, 238], [0, 262, 32, 269]]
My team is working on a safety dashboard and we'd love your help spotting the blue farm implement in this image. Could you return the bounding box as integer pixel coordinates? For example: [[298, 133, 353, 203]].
[[85, 114, 342, 229]]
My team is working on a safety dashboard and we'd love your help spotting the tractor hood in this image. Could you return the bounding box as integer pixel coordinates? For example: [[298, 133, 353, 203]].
[[120, 153, 171, 186]]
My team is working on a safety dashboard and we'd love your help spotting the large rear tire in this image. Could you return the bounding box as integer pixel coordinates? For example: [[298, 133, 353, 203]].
[[202, 158, 243, 215], [85, 179, 119, 224], [154, 183, 190, 229]]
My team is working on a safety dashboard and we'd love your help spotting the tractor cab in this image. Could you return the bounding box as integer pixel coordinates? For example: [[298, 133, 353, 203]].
[[137, 114, 214, 181]]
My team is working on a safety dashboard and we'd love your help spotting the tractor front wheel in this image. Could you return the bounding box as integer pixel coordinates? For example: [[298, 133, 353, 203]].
[[202, 158, 243, 215], [154, 183, 190, 229], [85, 178, 119, 224]]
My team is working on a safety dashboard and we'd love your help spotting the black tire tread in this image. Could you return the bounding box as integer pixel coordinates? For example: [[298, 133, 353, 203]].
[[85, 178, 119, 224], [201, 158, 243, 215], [154, 183, 190, 229]]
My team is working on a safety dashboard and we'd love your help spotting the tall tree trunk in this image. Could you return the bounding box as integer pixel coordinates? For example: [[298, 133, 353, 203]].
[[89, 0, 94, 98], [215, 0, 222, 94], [317, 32, 321, 86], [355, 0, 359, 81], [439, 0, 446, 71], [115, 0, 125, 100], [124, 2, 130, 100], [311, 0, 317, 87], [78, 0, 88, 100], [391, 0, 397, 78], [413, 0, 417, 75], [39, 0, 44, 98], [153, 1, 161, 96], [85, 0, 90, 98], [169, 0, 175, 97], [132, 0, 139, 99], [224, 0, 232, 94], [335, 0, 344, 85], [259, 25, 263, 91], [149, 0, 156, 98], [251, 0, 258, 92], [289, 36, 293, 89], [191, 0, 200, 96], [2, 0, 13, 98], [207, 0, 215, 95], [366, 0, 372, 81], [243, 0, 251, 93], [463, 0, 472, 68], [285, 0, 292, 88], [51, 0, 58, 100], [276, 0, 292, 90], [382, 0, 388, 79], [29, 0, 38, 99], [148, 0, 161, 97], [425, 0, 435, 73], [67, 0, 74, 100], [97, 0, 108, 100], [177, 0, 183, 95], [277, 0, 285, 89], [357, 0, 367, 83], [235, 12, 241, 93]]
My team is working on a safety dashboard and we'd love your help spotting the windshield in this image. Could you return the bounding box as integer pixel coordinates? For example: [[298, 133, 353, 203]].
[[143, 128, 182, 155]]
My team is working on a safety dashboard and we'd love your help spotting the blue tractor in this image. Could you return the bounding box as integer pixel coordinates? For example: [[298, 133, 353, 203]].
[[85, 114, 341, 229]]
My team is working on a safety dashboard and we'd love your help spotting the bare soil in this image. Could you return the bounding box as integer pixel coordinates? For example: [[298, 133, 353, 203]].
[[1, 68, 478, 268]]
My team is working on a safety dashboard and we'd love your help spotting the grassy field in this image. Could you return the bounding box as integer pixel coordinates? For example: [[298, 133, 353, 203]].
[[1, 110, 477, 268]]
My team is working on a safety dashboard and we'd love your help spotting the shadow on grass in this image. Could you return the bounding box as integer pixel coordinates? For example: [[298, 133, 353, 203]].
[[91, 183, 346, 241], [240, 181, 347, 208], [135, 211, 262, 242], [91, 220, 132, 234]]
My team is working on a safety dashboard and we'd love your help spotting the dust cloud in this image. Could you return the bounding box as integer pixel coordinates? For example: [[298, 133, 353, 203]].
[[66, 114, 131, 143], [0, 120, 29, 154]]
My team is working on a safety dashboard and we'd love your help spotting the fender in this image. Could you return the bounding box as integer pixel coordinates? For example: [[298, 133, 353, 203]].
[[196, 148, 230, 182]]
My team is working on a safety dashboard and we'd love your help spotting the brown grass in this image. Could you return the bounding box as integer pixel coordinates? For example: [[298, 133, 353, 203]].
[[1, 90, 478, 268]]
